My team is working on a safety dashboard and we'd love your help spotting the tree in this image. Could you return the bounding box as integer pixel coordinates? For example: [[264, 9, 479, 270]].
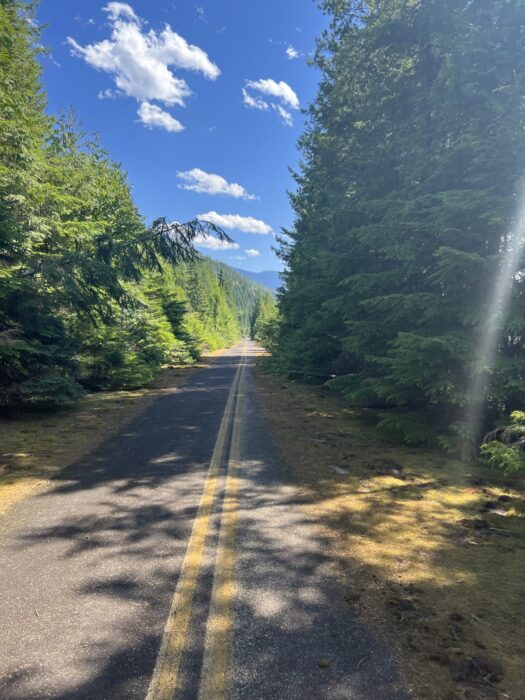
[[275, 0, 525, 446], [252, 292, 279, 351]]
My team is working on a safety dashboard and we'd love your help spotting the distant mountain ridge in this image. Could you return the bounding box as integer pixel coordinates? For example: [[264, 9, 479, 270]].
[[231, 267, 282, 292]]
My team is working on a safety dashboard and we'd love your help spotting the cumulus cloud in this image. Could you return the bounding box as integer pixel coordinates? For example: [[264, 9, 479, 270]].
[[243, 78, 299, 125], [68, 2, 220, 132], [286, 45, 300, 59], [177, 168, 256, 200], [197, 211, 272, 234], [137, 102, 184, 132], [245, 248, 260, 257], [193, 235, 240, 251]]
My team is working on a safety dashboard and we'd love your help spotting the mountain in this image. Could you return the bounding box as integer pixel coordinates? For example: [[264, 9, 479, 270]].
[[232, 268, 282, 292]]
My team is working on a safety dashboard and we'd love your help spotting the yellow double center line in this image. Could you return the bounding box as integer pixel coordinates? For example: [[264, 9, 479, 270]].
[[146, 343, 247, 700]]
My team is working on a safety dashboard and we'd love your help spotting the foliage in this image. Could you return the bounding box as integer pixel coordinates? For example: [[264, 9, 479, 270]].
[[480, 441, 525, 474], [480, 410, 525, 473], [274, 0, 525, 447], [251, 292, 279, 350]]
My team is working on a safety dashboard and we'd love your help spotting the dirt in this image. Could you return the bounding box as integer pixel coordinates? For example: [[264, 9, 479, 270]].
[[256, 369, 525, 700], [0, 353, 225, 515]]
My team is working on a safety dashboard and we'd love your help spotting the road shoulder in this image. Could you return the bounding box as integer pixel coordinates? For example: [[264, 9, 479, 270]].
[[0, 352, 225, 515], [255, 368, 525, 700]]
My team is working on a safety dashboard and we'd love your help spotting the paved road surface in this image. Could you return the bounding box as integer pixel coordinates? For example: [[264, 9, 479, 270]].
[[0, 342, 407, 699]]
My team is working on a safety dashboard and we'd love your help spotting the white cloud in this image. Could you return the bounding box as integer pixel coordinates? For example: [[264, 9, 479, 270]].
[[245, 79, 299, 109], [137, 102, 184, 132], [98, 88, 121, 99], [242, 88, 269, 111], [67, 2, 220, 127], [245, 248, 260, 257], [286, 45, 300, 60], [194, 234, 240, 251], [105, 2, 139, 22], [243, 78, 299, 125], [177, 168, 256, 200], [272, 104, 293, 126], [197, 211, 272, 234]]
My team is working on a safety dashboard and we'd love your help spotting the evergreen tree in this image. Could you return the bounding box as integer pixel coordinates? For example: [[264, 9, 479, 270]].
[[276, 0, 525, 446], [252, 292, 279, 351]]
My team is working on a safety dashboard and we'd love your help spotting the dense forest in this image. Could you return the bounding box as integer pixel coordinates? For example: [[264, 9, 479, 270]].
[[0, 0, 272, 410], [272, 0, 525, 467]]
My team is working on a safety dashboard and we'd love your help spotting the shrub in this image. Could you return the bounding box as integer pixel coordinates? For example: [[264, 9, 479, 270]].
[[480, 441, 525, 474], [480, 411, 525, 473]]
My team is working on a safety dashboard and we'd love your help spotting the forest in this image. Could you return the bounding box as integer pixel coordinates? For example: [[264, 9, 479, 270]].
[[0, 0, 273, 411], [271, 0, 525, 471]]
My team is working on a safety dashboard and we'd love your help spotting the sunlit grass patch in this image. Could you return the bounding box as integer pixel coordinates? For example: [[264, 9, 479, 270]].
[[257, 370, 525, 700]]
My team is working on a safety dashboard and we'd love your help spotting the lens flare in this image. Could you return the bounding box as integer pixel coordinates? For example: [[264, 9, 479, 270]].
[[463, 199, 525, 461]]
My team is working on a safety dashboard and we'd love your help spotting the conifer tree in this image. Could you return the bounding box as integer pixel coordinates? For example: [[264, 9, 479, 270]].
[[276, 0, 525, 445]]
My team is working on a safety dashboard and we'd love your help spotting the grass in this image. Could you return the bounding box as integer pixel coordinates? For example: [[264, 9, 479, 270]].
[[0, 356, 221, 515], [256, 370, 525, 700]]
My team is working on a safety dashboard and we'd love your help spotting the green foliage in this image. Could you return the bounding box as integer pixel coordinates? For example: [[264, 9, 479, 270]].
[[480, 410, 525, 473], [376, 412, 436, 447], [480, 441, 525, 475], [510, 411, 525, 425], [274, 0, 525, 447], [251, 292, 279, 350]]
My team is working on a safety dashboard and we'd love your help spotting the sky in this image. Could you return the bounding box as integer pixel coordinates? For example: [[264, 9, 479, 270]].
[[37, 0, 326, 272]]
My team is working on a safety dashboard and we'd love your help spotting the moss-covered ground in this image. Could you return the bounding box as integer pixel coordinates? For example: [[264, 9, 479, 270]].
[[256, 370, 525, 700]]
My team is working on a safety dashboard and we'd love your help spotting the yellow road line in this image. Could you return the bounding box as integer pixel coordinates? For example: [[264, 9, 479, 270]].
[[146, 347, 245, 700], [198, 345, 246, 700]]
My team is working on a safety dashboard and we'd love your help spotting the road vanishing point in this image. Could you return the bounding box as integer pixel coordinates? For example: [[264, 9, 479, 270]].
[[0, 342, 407, 700]]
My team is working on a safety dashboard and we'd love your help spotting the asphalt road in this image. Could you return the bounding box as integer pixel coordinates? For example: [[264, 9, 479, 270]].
[[0, 342, 408, 699]]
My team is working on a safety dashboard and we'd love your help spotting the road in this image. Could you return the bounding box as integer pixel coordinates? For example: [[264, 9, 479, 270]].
[[0, 342, 407, 699]]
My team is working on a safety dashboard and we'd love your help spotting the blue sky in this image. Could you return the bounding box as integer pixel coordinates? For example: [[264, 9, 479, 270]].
[[37, 0, 326, 272]]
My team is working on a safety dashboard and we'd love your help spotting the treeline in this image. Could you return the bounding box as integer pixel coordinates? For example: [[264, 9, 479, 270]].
[[274, 0, 525, 455], [251, 291, 279, 351], [0, 1, 268, 410]]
